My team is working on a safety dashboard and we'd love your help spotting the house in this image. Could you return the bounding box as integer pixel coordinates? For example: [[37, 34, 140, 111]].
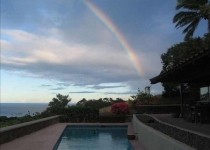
[[150, 49, 210, 121]]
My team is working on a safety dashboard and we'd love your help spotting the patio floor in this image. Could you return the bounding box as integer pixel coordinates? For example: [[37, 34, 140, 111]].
[[152, 114, 210, 137], [0, 123, 66, 150]]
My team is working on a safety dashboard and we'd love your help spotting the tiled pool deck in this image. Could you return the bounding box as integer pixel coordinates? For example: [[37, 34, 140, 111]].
[[0, 123, 66, 150], [0, 123, 144, 150]]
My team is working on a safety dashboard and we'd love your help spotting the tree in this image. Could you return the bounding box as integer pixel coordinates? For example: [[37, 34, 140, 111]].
[[76, 98, 87, 106], [76, 98, 111, 109], [161, 34, 209, 72], [173, 0, 210, 40], [47, 94, 71, 115], [132, 89, 154, 105], [114, 98, 125, 103], [161, 37, 203, 72]]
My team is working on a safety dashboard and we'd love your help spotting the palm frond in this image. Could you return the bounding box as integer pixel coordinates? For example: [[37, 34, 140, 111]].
[[174, 0, 209, 40], [173, 11, 199, 28], [208, 20, 210, 32], [183, 18, 200, 40], [176, 0, 208, 10]]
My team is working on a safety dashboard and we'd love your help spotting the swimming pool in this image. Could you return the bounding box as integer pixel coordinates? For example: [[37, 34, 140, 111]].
[[54, 125, 134, 150]]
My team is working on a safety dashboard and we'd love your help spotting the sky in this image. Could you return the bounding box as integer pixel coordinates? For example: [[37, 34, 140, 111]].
[[0, 0, 207, 103]]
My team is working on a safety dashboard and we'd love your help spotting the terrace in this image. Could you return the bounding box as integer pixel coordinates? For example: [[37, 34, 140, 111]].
[[1, 113, 210, 150], [0, 116, 144, 150]]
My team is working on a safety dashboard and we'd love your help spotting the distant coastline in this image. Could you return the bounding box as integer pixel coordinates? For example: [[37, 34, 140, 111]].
[[0, 103, 48, 117]]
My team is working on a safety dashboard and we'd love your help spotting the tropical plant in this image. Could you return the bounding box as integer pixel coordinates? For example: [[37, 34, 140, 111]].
[[173, 0, 210, 40], [46, 93, 71, 115], [76, 98, 113, 109], [0, 112, 52, 128], [62, 106, 99, 122], [131, 89, 153, 104]]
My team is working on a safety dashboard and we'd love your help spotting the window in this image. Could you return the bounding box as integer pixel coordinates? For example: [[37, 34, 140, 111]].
[[200, 86, 210, 101]]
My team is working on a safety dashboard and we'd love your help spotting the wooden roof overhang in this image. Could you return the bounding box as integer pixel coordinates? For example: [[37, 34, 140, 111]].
[[150, 49, 210, 86]]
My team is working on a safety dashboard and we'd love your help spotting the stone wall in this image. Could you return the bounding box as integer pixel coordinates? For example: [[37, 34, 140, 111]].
[[0, 116, 60, 144]]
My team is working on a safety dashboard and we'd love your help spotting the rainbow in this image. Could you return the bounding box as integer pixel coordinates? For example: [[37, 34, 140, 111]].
[[84, 0, 144, 77]]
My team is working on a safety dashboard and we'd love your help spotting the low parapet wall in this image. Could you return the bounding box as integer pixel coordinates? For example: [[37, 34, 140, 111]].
[[132, 114, 195, 150], [0, 115, 60, 144], [134, 104, 180, 114]]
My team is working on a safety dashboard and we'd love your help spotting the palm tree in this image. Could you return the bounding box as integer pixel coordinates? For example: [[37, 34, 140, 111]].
[[173, 0, 210, 40]]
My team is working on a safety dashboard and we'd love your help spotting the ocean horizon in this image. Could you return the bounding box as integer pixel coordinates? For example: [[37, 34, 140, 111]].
[[0, 103, 48, 117], [0, 102, 76, 117]]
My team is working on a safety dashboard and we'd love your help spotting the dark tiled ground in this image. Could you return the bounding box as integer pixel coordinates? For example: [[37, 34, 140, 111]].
[[152, 114, 210, 136]]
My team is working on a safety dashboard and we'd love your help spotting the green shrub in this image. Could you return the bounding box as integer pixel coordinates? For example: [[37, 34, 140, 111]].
[[0, 112, 52, 128], [61, 106, 99, 122]]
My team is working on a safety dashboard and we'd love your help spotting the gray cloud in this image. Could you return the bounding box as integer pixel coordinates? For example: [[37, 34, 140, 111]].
[[1, 28, 140, 88], [41, 84, 52, 87], [90, 85, 127, 90], [69, 91, 97, 94], [1, 0, 188, 97], [1, 25, 167, 97], [50, 87, 66, 91], [104, 92, 136, 95], [56, 82, 70, 87]]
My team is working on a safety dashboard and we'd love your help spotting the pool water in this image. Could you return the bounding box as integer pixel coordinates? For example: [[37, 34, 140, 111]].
[[54, 125, 134, 150]]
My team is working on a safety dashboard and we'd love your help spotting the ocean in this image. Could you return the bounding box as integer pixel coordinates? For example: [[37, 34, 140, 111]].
[[0, 103, 48, 117]]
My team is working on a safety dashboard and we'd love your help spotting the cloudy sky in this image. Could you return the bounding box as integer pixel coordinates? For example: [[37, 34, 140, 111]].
[[1, 0, 207, 103]]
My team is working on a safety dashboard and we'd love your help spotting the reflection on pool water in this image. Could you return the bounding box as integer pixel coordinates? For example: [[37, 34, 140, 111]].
[[54, 125, 134, 150]]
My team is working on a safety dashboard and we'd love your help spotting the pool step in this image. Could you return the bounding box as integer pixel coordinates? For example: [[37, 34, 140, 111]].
[[127, 123, 136, 140], [127, 123, 147, 150]]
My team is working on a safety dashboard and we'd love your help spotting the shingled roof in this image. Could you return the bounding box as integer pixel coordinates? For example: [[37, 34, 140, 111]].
[[150, 49, 210, 85]]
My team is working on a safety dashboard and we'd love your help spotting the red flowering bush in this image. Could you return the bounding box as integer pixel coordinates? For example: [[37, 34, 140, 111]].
[[111, 102, 129, 115]]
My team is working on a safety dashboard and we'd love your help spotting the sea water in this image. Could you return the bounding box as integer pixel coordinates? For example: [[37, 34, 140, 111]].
[[0, 103, 48, 117]]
